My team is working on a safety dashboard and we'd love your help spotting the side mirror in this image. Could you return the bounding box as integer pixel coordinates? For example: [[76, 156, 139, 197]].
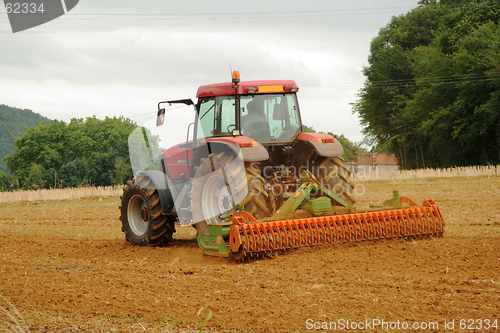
[[156, 108, 165, 127]]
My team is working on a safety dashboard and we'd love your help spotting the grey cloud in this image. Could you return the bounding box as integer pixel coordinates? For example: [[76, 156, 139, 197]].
[[0, 0, 421, 142]]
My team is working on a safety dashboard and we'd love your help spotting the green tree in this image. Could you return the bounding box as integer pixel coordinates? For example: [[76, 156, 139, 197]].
[[0, 172, 8, 191], [353, 0, 500, 168], [86, 152, 113, 187], [4, 116, 137, 188], [42, 168, 57, 189], [24, 163, 45, 190], [111, 156, 131, 186], [59, 159, 88, 188]]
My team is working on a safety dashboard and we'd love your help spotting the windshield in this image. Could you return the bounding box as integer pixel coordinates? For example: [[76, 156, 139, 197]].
[[197, 93, 301, 143]]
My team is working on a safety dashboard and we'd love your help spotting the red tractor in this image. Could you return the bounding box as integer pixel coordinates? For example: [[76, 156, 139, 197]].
[[120, 72, 444, 260]]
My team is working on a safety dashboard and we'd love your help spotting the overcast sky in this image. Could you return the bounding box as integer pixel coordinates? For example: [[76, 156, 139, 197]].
[[0, 0, 421, 146]]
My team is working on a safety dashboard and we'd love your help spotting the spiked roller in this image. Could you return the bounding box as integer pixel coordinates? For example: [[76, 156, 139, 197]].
[[228, 196, 445, 261]]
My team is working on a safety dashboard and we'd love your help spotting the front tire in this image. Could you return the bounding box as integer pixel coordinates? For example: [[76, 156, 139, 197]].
[[119, 175, 175, 246]]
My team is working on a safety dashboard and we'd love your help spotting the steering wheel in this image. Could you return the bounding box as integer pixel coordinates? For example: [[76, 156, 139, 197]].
[[277, 125, 299, 141], [227, 124, 236, 132]]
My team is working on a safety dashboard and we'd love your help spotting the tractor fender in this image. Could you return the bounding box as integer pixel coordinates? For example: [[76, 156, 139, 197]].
[[191, 139, 268, 175], [240, 142, 269, 162], [205, 136, 269, 162], [136, 170, 176, 216], [296, 132, 344, 157]]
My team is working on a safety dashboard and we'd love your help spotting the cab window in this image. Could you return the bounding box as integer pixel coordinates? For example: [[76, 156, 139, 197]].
[[240, 93, 300, 142]]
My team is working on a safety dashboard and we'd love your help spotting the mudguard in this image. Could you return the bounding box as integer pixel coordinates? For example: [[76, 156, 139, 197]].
[[203, 136, 269, 162], [296, 132, 343, 157], [191, 139, 268, 177], [136, 170, 176, 216], [240, 143, 269, 162]]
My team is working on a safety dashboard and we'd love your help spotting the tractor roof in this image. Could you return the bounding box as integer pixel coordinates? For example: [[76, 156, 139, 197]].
[[196, 80, 298, 98]]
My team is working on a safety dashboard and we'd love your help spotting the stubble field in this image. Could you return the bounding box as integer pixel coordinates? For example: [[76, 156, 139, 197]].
[[0, 174, 499, 332]]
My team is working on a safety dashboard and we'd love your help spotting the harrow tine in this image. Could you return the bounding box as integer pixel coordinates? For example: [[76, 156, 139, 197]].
[[282, 222, 290, 247], [305, 219, 316, 245], [254, 225, 263, 252], [351, 214, 361, 240], [404, 209, 413, 236], [316, 217, 327, 244], [396, 210, 406, 236], [362, 212, 375, 239], [261, 223, 270, 251], [340, 214, 350, 241], [388, 210, 400, 237], [417, 208, 428, 234], [323, 217, 333, 242], [247, 226, 256, 252], [427, 207, 437, 235]]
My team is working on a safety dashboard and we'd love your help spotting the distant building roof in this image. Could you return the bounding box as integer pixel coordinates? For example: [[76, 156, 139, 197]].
[[357, 154, 399, 165]]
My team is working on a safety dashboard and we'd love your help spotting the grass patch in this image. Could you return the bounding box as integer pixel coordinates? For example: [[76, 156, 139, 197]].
[[353, 164, 500, 181], [0, 186, 121, 204]]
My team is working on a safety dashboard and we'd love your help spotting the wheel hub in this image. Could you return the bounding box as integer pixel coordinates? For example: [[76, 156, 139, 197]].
[[201, 174, 235, 224], [140, 207, 149, 221], [221, 195, 231, 211], [127, 194, 148, 236], [218, 186, 232, 212]]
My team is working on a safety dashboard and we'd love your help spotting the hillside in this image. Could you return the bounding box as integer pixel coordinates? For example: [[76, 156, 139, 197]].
[[0, 104, 51, 174]]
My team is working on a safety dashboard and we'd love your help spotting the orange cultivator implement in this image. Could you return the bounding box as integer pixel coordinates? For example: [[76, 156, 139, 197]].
[[228, 196, 445, 261]]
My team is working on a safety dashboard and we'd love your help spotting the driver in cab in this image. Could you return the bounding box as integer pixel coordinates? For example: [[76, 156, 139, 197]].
[[241, 99, 266, 136]]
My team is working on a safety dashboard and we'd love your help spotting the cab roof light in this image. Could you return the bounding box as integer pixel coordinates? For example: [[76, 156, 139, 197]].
[[232, 70, 240, 85], [247, 87, 258, 94], [289, 86, 299, 92]]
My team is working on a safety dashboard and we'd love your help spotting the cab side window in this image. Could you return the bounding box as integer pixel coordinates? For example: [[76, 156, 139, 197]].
[[197, 97, 216, 138]]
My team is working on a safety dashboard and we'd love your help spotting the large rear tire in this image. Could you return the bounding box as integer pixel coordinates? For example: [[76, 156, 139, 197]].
[[119, 175, 176, 246], [240, 162, 272, 220], [191, 152, 271, 233], [313, 156, 356, 207]]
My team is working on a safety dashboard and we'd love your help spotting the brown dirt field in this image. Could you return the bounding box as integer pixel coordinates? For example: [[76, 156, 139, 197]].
[[0, 175, 499, 332]]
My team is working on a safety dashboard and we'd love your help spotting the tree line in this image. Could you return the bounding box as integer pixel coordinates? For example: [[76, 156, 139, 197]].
[[1, 117, 136, 191], [353, 0, 500, 168]]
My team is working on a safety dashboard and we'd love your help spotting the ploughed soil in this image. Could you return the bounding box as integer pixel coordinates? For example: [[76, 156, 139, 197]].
[[0, 175, 499, 332]]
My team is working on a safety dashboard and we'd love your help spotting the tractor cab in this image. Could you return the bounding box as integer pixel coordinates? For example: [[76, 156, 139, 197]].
[[194, 73, 302, 144], [196, 89, 302, 144]]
